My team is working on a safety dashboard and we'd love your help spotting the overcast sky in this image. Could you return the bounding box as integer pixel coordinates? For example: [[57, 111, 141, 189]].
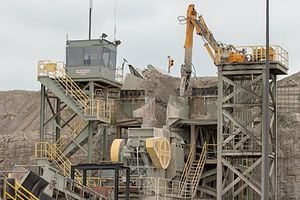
[[0, 0, 299, 91]]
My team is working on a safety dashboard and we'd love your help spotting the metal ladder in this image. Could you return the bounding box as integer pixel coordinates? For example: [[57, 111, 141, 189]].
[[179, 142, 207, 199]]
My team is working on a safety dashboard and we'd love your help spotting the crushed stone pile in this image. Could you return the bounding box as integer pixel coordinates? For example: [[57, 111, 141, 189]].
[[0, 90, 40, 170], [141, 69, 180, 105]]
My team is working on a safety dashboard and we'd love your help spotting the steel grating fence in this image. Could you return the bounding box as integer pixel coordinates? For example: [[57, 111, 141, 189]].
[[277, 85, 300, 113]]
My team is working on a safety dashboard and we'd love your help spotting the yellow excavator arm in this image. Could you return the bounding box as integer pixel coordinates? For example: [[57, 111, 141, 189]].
[[180, 4, 247, 97], [185, 4, 246, 65]]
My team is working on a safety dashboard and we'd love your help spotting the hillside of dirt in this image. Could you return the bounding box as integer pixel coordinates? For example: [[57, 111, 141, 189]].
[[0, 90, 40, 169]]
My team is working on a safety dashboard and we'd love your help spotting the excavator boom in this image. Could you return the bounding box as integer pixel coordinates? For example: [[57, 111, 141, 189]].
[[179, 4, 247, 96]]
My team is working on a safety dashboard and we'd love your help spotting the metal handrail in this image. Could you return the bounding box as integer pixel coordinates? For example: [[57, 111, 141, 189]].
[[179, 143, 196, 194], [65, 178, 108, 200], [115, 67, 124, 84], [55, 119, 88, 149], [35, 142, 82, 183], [214, 45, 289, 68], [37, 61, 111, 120], [180, 144, 195, 183], [179, 142, 208, 198], [190, 142, 207, 196], [236, 45, 289, 68], [2, 175, 39, 200], [157, 178, 192, 199]]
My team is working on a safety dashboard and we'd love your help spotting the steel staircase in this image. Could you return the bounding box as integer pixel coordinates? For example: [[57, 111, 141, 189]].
[[37, 61, 110, 123], [55, 118, 88, 153], [35, 142, 83, 183], [179, 142, 207, 199]]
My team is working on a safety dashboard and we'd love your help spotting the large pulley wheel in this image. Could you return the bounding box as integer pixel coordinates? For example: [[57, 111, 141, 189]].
[[146, 137, 171, 169], [110, 139, 125, 162]]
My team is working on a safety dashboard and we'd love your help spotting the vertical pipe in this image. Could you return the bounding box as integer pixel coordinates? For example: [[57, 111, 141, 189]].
[[55, 98, 61, 143], [40, 84, 46, 142], [83, 170, 87, 186], [116, 126, 121, 139], [88, 0, 92, 40], [88, 81, 94, 163], [274, 75, 278, 200], [217, 66, 223, 200], [88, 121, 93, 163], [262, 0, 270, 199], [102, 126, 107, 161], [114, 169, 119, 200], [136, 147, 139, 176], [125, 168, 130, 200], [71, 166, 75, 180]]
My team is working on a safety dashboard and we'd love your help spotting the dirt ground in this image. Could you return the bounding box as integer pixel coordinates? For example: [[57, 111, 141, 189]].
[[0, 90, 40, 169]]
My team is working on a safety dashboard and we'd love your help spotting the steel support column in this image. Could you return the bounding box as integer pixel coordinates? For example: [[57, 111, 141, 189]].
[[88, 121, 94, 163], [88, 81, 94, 163], [262, 0, 270, 199], [273, 74, 278, 200], [217, 66, 223, 200], [114, 169, 119, 200], [40, 84, 46, 142], [55, 98, 61, 142], [102, 125, 107, 161]]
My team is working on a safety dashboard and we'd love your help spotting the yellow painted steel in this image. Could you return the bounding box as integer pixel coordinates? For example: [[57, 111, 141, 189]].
[[37, 60, 111, 120], [252, 46, 275, 62], [44, 62, 57, 72], [146, 137, 171, 169], [55, 119, 87, 149], [180, 143, 196, 187], [2, 176, 39, 200], [184, 4, 196, 49], [35, 142, 83, 183], [110, 139, 125, 162]]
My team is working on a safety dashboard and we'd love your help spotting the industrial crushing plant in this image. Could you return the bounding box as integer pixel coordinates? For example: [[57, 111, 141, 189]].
[[0, 3, 289, 200]]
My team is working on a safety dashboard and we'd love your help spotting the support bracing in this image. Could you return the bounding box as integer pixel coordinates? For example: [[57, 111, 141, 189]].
[[217, 64, 283, 200]]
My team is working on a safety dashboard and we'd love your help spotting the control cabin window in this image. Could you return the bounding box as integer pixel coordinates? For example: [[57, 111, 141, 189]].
[[67, 45, 116, 69], [67, 47, 83, 67]]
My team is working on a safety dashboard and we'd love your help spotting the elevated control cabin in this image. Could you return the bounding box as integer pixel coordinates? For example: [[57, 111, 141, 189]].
[[66, 39, 119, 83]]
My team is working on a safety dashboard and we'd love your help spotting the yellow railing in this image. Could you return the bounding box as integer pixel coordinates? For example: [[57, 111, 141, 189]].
[[236, 45, 289, 68], [86, 176, 156, 197], [115, 67, 124, 84], [55, 118, 88, 149], [2, 176, 39, 200], [64, 178, 108, 200], [190, 142, 207, 196], [85, 176, 195, 199], [214, 45, 289, 68], [179, 143, 196, 192], [35, 142, 82, 183], [85, 99, 111, 120], [158, 178, 192, 199], [37, 61, 111, 120], [179, 142, 207, 198]]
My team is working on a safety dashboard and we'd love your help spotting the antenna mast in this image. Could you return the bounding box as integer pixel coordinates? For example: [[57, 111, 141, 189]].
[[89, 0, 93, 40]]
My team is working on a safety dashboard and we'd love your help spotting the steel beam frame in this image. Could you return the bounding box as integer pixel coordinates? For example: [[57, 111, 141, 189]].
[[39, 79, 118, 164], [217, 65, 277, 200]]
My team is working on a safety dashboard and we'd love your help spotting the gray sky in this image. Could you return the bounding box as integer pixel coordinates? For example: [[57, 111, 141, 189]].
[[0, 0, 299, 90]]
